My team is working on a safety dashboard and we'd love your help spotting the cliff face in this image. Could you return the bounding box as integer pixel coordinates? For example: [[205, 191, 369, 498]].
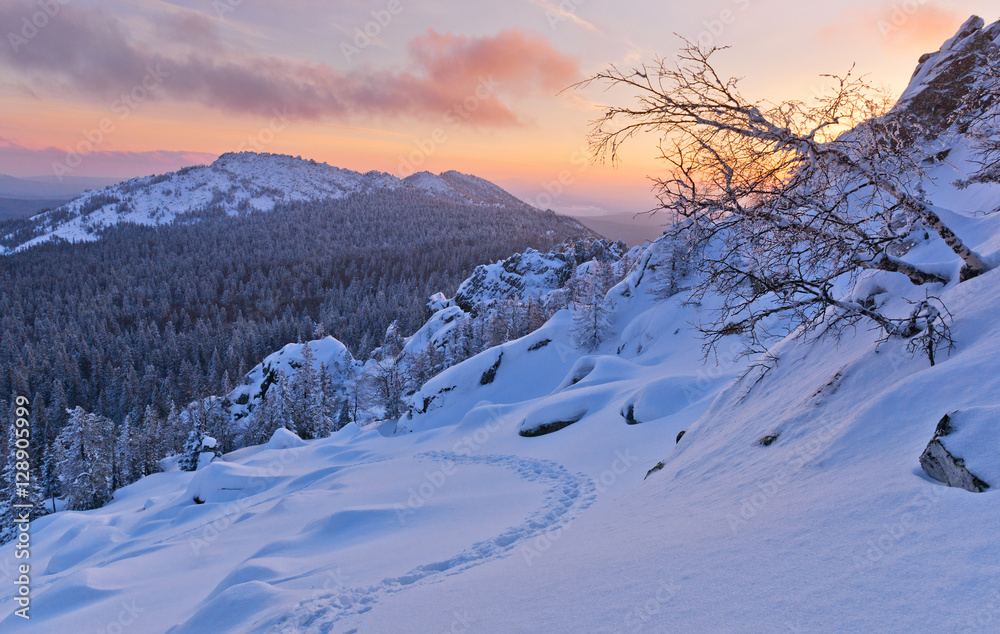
[[894, 16, 1000, 139]]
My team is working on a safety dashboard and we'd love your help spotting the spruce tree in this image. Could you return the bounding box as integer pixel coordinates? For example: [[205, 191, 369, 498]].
[[336, 399, 352, 431], [178, 424, 203, 472], [53, 407, 115, 510], [571, 272, 613, 352]]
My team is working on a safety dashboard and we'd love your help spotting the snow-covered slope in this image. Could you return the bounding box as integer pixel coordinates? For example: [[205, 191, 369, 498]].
[[6, 209, 999, 630], [3, 17, 1000, 634], [402, 170, 531, 208], [0, 153, 543, 254]]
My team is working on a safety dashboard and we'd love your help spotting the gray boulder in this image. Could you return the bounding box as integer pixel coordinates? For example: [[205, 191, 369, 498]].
[[919, 412, 991, 492]]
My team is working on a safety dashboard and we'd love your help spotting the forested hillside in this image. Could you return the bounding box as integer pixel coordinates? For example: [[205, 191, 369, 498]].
[[0, 181, 593, 496]]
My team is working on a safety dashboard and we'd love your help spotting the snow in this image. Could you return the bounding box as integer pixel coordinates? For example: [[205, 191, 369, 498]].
[[261, 428, 306, 451], [10, 212, 999, 630]]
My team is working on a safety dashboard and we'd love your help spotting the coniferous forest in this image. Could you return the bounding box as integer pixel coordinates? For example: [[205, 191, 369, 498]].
[[0, 190, 592, 509]]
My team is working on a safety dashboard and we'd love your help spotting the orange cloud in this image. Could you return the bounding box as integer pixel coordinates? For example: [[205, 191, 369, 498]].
[[818, 2, 964, 51], [874, 3, 965, 48]]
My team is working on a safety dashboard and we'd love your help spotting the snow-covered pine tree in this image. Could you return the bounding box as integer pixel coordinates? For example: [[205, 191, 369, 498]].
[[54, 407, 115, 510], [381, 321, 405, 358], [336, 399, 352, 431], [593, 259, 619, 297], [115, 411, 138, 487], [319, 363, 339, 436], [140, 404, 164, 478], [165, 403, 185, 456], [245, 373, 290, 445], [46, 381, 69, 431], [572, 272, 613, 351], [40, 449, 59, 514], [185, 398, 232, 454], [524, 296, 550, 334], [343, 370, 363, 428], [29, 393, 56, 510], [367, 355, 410, 420], [286, 345, 328, 439], [485, 309, 509, 349], [411, 341, 445, 388], [178, 424, 203, 472], [451, 318, 477, 365]]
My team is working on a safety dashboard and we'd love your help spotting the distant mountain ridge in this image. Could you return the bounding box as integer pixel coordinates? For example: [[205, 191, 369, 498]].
[[0, 152, 545, 254], [0, 173, 117, 200]]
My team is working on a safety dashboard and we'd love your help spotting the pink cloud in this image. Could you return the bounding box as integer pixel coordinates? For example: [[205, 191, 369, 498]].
[[0, 2, 580, 126], [818, 2, 965, 51]]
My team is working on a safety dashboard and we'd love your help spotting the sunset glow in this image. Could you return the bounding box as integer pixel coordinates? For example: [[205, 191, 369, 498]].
[[1, 0, 997, 213]]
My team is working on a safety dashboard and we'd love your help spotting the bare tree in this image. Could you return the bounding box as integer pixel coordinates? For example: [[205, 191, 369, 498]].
[[367, 357, 413, 420], [960, 65, 1000, 188], [580, 42, 992, 364]]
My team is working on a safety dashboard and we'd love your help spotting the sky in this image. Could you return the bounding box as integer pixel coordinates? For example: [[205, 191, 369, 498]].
[[0, 0, 997, 215]]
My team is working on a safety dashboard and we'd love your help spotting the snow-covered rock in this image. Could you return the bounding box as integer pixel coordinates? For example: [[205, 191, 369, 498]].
[[452, 248, 574, 312], [263, 427, 307, 451], [920, 410, 995, 492], [227, 336, 356, 423], [897, 15, 1000, 139], [451, 239, 630, 312]]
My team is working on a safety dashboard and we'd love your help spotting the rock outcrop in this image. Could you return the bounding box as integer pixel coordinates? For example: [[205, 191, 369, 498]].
[[919, 412, 991, 492]]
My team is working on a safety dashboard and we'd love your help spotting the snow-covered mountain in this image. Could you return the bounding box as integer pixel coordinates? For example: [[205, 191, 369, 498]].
[[3, 17, 1000, 633], [0, 153, 543, 254]]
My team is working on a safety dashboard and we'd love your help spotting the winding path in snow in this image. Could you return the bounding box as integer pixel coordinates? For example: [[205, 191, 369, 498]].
[[240, 451, 598, 633]]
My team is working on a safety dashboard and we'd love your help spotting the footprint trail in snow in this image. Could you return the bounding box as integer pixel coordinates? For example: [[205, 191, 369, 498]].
[[246, 451, 597, 633]]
